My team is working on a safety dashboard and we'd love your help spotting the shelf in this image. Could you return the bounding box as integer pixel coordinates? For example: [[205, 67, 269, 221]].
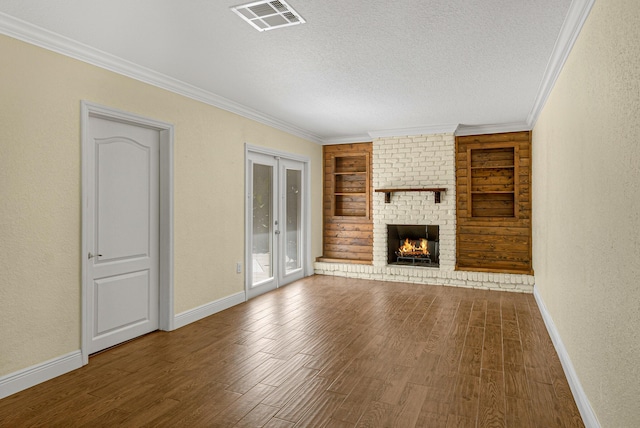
[[471, 191, 514, 194], [331, 152, 370, 218], [470, 165, 514, 170], [375, 187, 446, 204], [471, 192, 515, 218]]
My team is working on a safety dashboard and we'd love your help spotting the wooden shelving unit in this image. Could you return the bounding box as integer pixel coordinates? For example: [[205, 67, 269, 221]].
[[320, 143, 373, 263], [333, 154, 370, 218], [456, 132, 532, 274], [468, 146, 518, 218]]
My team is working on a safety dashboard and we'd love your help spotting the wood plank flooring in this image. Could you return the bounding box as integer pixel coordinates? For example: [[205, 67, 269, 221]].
[[0, 275, 584, 427]]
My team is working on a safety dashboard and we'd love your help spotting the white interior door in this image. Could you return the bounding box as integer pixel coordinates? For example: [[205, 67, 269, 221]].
[[246, 150, 307, 299], [86, 116, 160, 354]]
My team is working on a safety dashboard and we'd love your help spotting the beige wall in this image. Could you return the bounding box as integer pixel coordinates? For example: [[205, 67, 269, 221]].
[[532, 0, 640, 426], [0, 34, 323, 377]]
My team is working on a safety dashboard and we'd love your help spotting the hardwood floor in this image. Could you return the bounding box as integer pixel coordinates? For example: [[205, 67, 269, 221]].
[[0, 275, 583, 427]]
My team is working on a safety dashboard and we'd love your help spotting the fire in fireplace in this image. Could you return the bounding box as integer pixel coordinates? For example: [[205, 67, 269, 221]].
[[387, 225, 439, 267]]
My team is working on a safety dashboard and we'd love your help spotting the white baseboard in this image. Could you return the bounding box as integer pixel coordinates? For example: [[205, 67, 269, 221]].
[[173, 291, 246, 329], [0, 292, 245, 400], [0, 350, 83, 399], [533, 287, 601, 428]]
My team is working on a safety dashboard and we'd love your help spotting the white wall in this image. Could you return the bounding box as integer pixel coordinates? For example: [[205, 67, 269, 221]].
[[532, 0, 640, 426], [0, 34, 322, 379]]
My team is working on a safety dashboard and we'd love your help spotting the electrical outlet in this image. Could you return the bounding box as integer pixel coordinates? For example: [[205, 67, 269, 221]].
[[236, 262, 242, 274]]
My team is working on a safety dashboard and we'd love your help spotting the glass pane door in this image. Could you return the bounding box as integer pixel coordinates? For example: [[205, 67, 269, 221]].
[[246, 149, 306, 299], [252, 162, 274, 285], [279, 159, 305, 284], [285, 169, 301, 273], [247, 152, 278, 299]]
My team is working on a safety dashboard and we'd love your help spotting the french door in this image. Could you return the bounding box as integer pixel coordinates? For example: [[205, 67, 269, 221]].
[[246, 148, 307, 299]]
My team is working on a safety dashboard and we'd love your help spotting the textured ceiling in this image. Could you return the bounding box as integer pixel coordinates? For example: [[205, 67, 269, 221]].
[[0, 0, 575, 142]]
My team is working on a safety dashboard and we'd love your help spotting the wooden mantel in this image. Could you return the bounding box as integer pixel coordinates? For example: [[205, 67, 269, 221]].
[[375, 188, 447, 204]]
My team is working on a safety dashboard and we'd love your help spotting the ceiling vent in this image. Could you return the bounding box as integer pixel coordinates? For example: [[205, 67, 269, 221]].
[[231, 0, 306, 32]]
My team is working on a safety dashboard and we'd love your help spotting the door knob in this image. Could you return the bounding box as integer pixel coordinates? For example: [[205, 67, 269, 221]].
[[88, 252, 103, 259], [275, 230, 281, 235]]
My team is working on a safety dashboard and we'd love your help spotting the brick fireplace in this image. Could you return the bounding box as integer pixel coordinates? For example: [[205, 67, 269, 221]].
[[314, 132, 534, 292]]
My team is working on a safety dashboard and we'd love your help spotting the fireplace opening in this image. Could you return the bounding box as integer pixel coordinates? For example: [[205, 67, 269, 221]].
[[387, 224, 439, 267]]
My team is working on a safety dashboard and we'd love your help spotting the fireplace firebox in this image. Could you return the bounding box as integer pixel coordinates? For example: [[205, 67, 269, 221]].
[[387, 224, 439, 267]]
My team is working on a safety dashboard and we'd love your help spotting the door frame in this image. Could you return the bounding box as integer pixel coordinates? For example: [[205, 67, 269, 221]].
[[80, 101, 174, 365], [244, 144, 312, 299]]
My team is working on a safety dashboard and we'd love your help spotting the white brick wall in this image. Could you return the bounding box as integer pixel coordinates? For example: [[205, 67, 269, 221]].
[[314, 133, 534, 293], [373, 133, 457, 270]]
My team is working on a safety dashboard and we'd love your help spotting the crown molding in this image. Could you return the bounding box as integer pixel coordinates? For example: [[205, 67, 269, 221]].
[[320, 134, 372, 145], [368, 124, 458, 139], [0, 0, 596, 146], [455, 121, 531, 136], [321, 121, 535, 144], [527, 0, 596, 128], [0, 12, 324, 144]]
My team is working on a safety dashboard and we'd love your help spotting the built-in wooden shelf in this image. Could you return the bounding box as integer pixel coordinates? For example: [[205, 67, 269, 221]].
[[375, 188, 447, 203], [455, 131, 532, 274], [322, 143, 373, 263]]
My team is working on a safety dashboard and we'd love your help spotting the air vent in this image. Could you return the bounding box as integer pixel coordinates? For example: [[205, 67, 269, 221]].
[[231, 0, 306, 32]]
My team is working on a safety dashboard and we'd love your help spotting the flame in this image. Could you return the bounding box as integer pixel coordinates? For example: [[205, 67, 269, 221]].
[[398, 238, 430, 256]]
